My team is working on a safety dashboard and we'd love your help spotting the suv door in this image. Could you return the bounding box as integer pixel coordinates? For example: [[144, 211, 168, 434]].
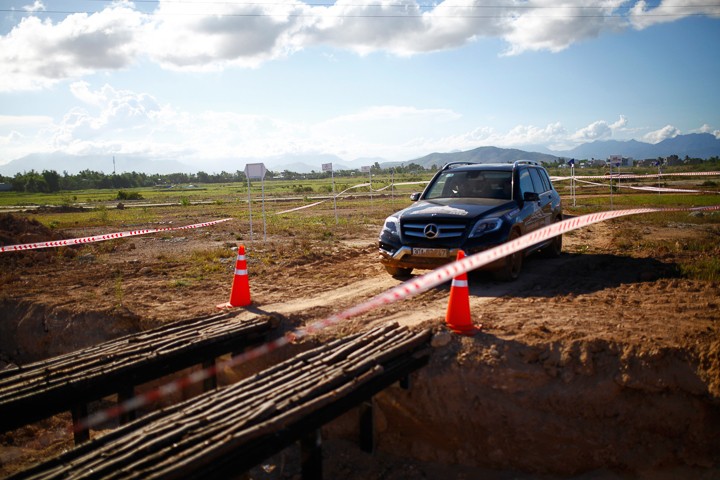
[[528, 167, 554, 228], [517, 168, 546, 233]]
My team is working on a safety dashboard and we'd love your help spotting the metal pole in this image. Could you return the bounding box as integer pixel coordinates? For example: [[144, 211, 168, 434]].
[[369, 170, 373, 207], [247, 176, 253, 242], [332, 169, 338, 225], [609, 163, 614, 210], [261, 178, 266, 242], [391, 169, 395, 205]]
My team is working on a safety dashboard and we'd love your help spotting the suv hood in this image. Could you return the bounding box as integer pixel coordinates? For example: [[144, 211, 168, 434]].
[[397, 198, 516, 220]]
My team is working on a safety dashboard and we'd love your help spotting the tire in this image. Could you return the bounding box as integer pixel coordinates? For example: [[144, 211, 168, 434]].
[[540, 218, 563, 258], [493, 230, 522, 282], [385, 265, 413, 279]]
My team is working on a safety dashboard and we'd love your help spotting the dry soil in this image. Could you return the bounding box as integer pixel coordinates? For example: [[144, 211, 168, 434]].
[[0, 209, 719, 479]]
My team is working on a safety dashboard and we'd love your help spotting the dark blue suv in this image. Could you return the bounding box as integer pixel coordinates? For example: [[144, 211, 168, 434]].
[[378, 161, 563, 280]]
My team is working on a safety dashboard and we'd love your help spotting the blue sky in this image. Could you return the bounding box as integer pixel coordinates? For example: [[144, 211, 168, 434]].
[[1, 0, 719, 172]]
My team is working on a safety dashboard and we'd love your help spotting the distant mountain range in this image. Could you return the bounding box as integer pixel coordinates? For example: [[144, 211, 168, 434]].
[[551, 133, 720, 161], [397, 147, 558, 170], [1, 133, 718, 176]]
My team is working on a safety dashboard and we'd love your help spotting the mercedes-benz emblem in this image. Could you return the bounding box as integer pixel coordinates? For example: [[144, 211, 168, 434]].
[[424, 223, 439, 239]]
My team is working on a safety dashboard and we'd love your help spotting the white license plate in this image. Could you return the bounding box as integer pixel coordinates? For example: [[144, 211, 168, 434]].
[[412, 248, 448, 258]]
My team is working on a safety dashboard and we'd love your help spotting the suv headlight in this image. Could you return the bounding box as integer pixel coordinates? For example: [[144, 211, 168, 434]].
[[381, 216, 400, 237], [469, 217, 502, 238]]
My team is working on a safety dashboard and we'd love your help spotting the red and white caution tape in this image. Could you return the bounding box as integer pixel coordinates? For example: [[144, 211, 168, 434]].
[[627, 185, 718, 194], [0, 218, 232, 253], [274, 180, 428, 215], [75, 203, 720, 432], [552, 171, 720, 182], [573, 178, 719, 194], [374, 181, 429, 192], [274, 183, 372, 215]]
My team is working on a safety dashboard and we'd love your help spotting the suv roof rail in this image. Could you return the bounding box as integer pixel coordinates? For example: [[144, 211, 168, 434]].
[[441, 161, 479, 170], [513, 160, 540, 167]]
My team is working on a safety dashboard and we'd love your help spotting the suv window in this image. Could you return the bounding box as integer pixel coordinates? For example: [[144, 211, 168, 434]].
[[518, 169, 535, 196], [528, 168, 546, 193], [538, 168, 552, 192], [425, 170, 512, 200]]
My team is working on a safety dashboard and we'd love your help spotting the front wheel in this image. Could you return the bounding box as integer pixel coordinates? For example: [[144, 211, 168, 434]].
[[385, 265, 413, 279], [493, 230, 522, 282]]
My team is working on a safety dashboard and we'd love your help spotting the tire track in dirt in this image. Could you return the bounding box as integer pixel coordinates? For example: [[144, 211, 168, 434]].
[[239, 254, 577, 333]]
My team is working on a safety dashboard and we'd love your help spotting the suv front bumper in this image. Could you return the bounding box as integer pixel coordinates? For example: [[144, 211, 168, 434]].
[[379, 244, 506, 272]]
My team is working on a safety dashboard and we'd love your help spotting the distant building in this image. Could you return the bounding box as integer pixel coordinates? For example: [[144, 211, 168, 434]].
[[0, 183, 12, 191], [607, 155, 634, 167]]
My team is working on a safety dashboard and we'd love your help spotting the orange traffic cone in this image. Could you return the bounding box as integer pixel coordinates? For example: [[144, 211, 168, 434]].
[[445, 250, 479, 336], [217, 245, 252, 309]]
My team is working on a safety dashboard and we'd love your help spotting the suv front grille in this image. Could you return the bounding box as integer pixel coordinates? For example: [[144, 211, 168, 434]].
[[402, 222, 466, 239]]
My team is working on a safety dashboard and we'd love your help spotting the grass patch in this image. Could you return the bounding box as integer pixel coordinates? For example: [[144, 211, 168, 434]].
[[680, 256, 720, 282], [188, 248, 234, 276]]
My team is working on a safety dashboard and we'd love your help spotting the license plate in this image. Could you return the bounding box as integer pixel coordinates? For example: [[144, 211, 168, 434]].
[[412, 248, 448, 258]]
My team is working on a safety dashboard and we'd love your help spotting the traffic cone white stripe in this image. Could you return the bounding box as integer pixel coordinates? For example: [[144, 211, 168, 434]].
[[217, 244, 252, 309], [445, 249, 479, 336]]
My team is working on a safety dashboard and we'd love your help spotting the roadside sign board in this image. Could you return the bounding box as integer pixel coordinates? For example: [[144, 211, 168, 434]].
[[245, 163, 267, 180]]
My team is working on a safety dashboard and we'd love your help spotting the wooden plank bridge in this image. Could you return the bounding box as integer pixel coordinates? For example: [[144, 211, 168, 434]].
[[0, 311, 277, 442], [9, 323, 432, 480]]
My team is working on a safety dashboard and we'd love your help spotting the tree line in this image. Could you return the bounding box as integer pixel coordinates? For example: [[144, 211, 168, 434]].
[[0, 169, 248, 193], [0, 162, 430, 193]]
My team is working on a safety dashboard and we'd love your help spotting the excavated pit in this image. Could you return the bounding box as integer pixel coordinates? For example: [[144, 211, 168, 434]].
[[2, 301, 719, 479]]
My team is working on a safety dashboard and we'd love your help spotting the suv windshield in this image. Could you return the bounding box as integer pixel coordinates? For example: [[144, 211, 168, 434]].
[[424, 170, 512, 200]]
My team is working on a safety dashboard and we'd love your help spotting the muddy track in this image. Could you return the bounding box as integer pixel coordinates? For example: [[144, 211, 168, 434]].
[[1, 215, 719, 478]]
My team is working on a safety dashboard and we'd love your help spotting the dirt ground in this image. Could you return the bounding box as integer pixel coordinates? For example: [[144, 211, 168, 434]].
[[1, 207, 719, 479]]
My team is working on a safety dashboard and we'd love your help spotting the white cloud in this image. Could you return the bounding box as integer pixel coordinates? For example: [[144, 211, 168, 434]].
[[643, 124, 681, 143], [0, 4, 145, 91], [3, 1, 717, 90], [0, 82, 707, 166], [629, 0, 720, 30], [501, 1, 629, 56], [570, 116, 627, 143], [610, 115, 628, 130], [695, 124, 720, 139], [0, 115, 54, 162], [23, 1, 45, 13], [142, 0, 308, 70]]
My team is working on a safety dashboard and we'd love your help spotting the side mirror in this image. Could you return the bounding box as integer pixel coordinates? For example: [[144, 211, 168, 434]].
[[523, 191, 540, 202], [410, 192, 421, 202]]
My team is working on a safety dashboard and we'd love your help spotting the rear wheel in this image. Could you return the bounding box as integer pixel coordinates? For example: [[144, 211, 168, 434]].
[[540, 234, 563, 258], [493, 230, 522, 282], [385, 265, 413, 279], [540, 217, 563, 258]]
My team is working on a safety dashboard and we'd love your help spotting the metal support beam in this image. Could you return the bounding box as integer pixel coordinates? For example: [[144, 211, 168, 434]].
[[203, 359, 217, 392], [300, 428, 323, 480], [71, 403, 89, 445], [119, 386, 136, 424], [359, 399, 374, 453]]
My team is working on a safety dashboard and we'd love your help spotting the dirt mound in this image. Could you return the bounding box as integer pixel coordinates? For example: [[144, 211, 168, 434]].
[[0, 213, 62, 244], [33, 205, 87, 213], [0, 214, 74, 269]]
